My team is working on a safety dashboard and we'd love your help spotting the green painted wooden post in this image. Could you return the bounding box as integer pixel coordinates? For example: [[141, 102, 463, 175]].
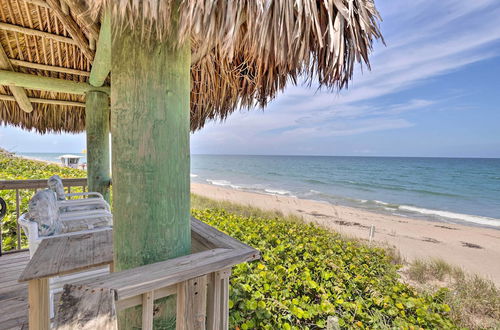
[[85, 91, 110, 201], [111, 8, 191, 327]]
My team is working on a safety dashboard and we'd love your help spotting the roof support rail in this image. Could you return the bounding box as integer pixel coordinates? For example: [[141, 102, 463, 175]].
[[0, 70, 109, 95]]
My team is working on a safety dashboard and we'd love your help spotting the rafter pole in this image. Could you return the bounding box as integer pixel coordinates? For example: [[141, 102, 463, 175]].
[[0, 22, 75, 45], [60, 0, 100, 41], [89, 13, 110, 87], [0, 44, 33, 113], [45, 0, 95, 62], [0, 94, 85, 107], [0, 70, 109, 95], [10, 59, 90, 76]]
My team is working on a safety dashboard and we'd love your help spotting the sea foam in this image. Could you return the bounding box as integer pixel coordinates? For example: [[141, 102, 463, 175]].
[[398, 205, 500, 227], [264, 189, 291, 195], [206, 179, 240, 189]]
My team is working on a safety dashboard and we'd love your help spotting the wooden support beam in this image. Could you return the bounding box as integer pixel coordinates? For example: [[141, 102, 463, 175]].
[[0, 93, 85, 107], [111, 3, 191, 325], [60, 0, 100, 41], [28, 278, 49, 330], [89, 13, 111, 87], [111, 12, 191, 269], [0, 22, 76, 45], [0, 70, 109, 95], [85, 91, 111, 201], [0, 43, 33, 112], [45, 0, 95, 62], [10, 58, 90, 76]]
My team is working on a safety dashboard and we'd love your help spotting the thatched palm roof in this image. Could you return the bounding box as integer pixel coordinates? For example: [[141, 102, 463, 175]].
[[0, 0, 382, 134]]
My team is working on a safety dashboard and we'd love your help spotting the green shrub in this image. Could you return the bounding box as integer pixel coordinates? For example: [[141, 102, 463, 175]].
[[193, 208, 456, 329], [0, 151, 85, 251]]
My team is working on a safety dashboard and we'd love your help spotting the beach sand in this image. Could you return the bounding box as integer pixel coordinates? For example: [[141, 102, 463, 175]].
[[192, 183, 500, 285]]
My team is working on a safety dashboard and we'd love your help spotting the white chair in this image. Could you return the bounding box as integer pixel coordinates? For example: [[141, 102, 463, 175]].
[[19, 184, 112, 319], [48, 175, 111, 214]]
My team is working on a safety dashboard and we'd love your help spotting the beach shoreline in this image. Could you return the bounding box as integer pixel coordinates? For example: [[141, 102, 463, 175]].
[[192, 182, 500, 285]]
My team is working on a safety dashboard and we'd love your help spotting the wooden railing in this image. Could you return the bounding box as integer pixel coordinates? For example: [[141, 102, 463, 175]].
[[0, 178, 87, 255], [18, 218, 260, 330]]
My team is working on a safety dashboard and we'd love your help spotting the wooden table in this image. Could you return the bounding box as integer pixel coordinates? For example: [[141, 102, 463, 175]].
[[18, 229, 113, 330]]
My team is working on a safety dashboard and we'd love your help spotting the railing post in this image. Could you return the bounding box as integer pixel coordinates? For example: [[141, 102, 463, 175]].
[[176, 275, 207, 330], [16, 189, 21, 249], [142, 291, 154, 330], [206, 272, 221, 330], [0, 196, 6, 255], [207, 269, 231, 330], [219, 269, 231, 330]]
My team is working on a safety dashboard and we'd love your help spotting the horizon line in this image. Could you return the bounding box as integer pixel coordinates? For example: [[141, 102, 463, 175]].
[[12, 151, 500, 160]]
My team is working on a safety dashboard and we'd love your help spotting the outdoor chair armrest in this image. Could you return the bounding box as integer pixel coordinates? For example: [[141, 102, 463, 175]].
[[18, 213, 39, 239], [65, 192, 104, 199], [58, 198, 110, 211], [59, 209, 112, 221], [18, 213, 41, 256]]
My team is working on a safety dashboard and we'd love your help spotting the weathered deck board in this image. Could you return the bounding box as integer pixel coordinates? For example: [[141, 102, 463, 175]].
[[18, 229, 113, 282], [0, 251, 29, 330]]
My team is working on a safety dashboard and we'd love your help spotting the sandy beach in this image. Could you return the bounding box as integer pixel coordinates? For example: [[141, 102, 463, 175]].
[[192, 183, 500, 285]]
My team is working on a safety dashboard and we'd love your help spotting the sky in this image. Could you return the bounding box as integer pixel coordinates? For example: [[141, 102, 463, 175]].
[[1, 0, 500, 157]]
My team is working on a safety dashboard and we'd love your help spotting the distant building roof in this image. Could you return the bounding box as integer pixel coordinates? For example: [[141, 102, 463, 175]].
[[59, 155, 82, 159]]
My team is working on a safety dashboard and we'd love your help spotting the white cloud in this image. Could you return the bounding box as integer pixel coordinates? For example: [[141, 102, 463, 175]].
[[281, 118, 414, 138]]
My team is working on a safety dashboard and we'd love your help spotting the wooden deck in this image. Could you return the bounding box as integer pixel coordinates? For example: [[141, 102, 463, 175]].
[[0, 251, 29, 330]]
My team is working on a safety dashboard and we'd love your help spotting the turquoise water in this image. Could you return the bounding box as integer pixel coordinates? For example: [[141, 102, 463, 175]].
[[191, 155, 500, 229], [18, 153, 500, 228]]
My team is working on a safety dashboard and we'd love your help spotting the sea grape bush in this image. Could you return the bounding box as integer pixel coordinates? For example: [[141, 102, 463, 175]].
[[192, 209, 456, 329], [0, 153, 85, 251]]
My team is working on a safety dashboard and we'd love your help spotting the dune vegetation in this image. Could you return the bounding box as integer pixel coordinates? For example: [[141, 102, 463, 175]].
[[401, 259, 500, 329], [191, 204, 455, 329]]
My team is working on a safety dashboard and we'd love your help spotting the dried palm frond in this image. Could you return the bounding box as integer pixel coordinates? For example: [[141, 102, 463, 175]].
[[0, 0, 383, 133]]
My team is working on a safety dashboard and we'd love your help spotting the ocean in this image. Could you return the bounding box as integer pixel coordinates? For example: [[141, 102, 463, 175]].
[[18, 153, 500, 229], [190, 155, 500, 229]]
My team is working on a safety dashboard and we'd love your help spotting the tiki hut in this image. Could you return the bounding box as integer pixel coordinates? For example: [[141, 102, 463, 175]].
[[0, 0, 382, 328], [0, 0, 383, 133]]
